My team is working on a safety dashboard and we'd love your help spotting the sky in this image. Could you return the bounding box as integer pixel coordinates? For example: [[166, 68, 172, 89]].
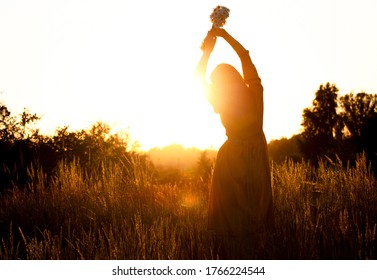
[[1, 0, 377, 150]]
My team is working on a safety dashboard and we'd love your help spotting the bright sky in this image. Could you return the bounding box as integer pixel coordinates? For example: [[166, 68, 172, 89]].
[[1, 0, 377, 150]]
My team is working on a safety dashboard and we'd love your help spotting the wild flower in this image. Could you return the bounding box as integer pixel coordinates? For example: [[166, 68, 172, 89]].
[[210, 6, 230, 28]]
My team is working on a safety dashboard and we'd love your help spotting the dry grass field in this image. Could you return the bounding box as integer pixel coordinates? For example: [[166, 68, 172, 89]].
[[1, 154, 376, 259]]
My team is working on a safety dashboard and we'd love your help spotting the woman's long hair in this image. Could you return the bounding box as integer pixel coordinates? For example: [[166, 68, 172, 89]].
[[209, 63, 249, 114], [210, 63, 245, 87]]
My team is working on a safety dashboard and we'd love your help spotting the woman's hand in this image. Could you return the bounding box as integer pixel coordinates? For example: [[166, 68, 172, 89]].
[[211, 27, 228, 38], [196, 30, 216, 85], [212, 28, 247, 57], [200, 29, 217, 52]]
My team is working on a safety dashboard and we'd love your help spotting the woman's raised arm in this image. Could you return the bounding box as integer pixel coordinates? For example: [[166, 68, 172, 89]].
[[195, 30, 217, 85], [212, 28, 261, 87]]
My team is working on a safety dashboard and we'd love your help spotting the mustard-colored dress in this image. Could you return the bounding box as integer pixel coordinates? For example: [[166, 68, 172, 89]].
[[207, 52, 274, 258]]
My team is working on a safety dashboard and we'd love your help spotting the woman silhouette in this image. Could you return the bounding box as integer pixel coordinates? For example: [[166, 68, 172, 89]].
[[196, 28, 274, 259]]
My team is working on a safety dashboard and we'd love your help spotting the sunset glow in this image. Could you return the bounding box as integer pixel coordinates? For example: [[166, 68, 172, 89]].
[[1, 0, 377, 150]]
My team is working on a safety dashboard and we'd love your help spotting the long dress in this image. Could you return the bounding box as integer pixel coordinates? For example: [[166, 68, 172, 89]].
[[207, 51, 274, 259]]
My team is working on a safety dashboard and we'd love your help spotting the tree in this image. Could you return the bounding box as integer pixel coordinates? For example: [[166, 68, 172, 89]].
[[0, 104, 40, 142], [339, 92, 377, 172], [300, 83, 340, 162], [0, 103, 42, 190], [49, 122, 132, 176], [0, 101, 134, 191], [268, 135, 302, 163], [339, 92, 377, 143]]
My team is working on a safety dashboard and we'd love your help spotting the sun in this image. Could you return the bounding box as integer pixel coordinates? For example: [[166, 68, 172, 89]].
[[125, 48, 226, 151], [131, 75, 225, 151]]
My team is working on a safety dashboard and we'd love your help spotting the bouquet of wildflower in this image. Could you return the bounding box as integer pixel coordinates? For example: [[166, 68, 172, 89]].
[[210, 6, 230, 28], [200, 6, 230, 51]]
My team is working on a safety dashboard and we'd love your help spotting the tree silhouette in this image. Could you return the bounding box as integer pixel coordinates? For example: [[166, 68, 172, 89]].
[[0, 104, 40, 142], [299, 85, 377, 173], [339, 92, 377, 143], [48, 122, 133, 178], [300, 83, 340, 162], [268, 135, 302, 163], [0, 101, 134, 191], [0, 103, 42, 190], [339, 92, 377, 171]]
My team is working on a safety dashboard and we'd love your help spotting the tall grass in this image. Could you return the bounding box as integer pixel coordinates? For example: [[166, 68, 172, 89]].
[[0, 154, 376, 259], [0, 157, 214, 260], [272, 154, 377, 259]]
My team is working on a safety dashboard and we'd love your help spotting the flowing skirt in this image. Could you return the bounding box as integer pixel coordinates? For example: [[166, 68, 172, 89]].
[[208, 133, 274, 258]]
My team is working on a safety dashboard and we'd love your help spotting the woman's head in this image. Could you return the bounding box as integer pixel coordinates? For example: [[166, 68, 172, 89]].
[[210, 63, 247, 98], [210, 63, 245, 92], [208, 63, 248, 114]]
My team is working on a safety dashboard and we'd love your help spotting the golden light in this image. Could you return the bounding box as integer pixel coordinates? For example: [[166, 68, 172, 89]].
[[124, 44, 226, 151], [180, 193, 199, 208], [2, 1, 377, 152]]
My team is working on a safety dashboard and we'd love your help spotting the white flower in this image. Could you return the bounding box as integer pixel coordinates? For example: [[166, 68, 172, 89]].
[[210, 6, 230, 28]]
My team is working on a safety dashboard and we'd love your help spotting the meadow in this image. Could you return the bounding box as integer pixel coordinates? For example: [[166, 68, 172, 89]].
[[0, 153, 376, 260]]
